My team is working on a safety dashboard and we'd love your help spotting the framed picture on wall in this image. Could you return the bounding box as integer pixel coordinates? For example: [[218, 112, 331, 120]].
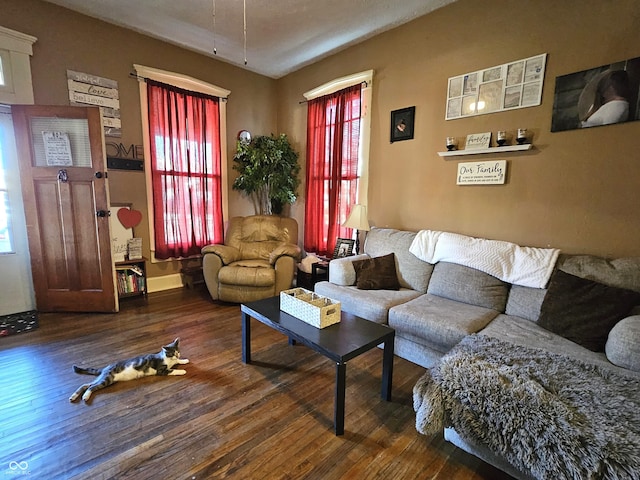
[[445, 54, 547, 119], [551, 56, 640, 132], [390, 106, 415, 143]]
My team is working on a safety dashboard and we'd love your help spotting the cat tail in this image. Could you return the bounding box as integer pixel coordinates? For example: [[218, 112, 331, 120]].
[[73, 365, 101, 375]]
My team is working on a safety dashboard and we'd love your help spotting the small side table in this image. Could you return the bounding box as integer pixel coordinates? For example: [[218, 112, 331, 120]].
[[311, 260, 329, 284], [180, 265, 204, 288], [297, 258, 330, 291]]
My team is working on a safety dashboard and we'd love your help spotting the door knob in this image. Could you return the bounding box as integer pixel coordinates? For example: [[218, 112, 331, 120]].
[[96, 210, 110, 217]]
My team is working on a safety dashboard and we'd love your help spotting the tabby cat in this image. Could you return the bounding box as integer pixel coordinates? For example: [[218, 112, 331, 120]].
[[69, 338, 189, 403]]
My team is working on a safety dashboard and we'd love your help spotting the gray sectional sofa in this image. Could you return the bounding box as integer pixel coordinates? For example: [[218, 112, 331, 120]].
[[314, 227, 640, 479]]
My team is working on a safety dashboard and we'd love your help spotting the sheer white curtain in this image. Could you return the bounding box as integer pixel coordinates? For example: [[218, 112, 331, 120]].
[[0, 26, 37, 315], [0, 107, 35, 314]]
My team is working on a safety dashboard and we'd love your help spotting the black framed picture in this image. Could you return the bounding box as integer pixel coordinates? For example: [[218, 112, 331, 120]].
[[390, 106, 415, 142], [551, 56, 640, 132], [333, 238, 355, 258]]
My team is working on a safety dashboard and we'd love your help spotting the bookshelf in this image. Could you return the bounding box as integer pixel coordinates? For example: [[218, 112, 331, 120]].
[[115, 258, 147, 298]]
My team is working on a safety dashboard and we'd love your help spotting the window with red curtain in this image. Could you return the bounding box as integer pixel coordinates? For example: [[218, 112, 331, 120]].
[[304, 84, 361, 257], [146, 79, 224, 259]]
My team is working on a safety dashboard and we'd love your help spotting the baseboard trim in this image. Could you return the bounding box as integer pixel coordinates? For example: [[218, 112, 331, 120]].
[[147, 273, 183, 293]]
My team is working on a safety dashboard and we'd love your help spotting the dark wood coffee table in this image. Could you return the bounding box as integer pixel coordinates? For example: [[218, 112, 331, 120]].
[[240, 296, 395, 435]]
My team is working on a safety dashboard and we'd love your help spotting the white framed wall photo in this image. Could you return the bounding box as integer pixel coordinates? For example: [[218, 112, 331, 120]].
[[446, 54, 547, 119]]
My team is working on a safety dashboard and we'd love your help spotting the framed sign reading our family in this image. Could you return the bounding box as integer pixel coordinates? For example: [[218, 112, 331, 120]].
[[446, 54, 547, 120]]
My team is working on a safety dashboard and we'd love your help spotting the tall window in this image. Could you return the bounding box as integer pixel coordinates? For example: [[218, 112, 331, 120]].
[[304, 84, 362, 257], [146, 80, 224, 259]]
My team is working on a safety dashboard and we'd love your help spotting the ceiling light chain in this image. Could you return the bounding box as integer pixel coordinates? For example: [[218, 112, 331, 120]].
[[243, 0, 247, 65], [212, 0, 217, 55], [211, 0, 248, 66]]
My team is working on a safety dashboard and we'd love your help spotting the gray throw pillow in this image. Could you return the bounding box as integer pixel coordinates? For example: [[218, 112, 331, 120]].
[[606, 315, 640, 372], [352, 253, 400, 290], [538, 270, 640, 352]]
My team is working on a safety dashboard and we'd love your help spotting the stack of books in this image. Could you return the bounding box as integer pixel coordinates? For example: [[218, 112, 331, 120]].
[[115, 265, 145, 295]]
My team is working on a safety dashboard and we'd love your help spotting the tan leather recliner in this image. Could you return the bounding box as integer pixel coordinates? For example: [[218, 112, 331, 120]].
[[201, 215, 301, 303]]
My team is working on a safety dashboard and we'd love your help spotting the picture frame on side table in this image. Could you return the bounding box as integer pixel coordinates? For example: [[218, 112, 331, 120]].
[[333, 238, 355, 258], [390, 106, 415, 143]]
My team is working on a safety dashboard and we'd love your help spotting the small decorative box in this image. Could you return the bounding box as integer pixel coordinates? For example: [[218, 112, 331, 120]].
[[280, 287, 341, 329]]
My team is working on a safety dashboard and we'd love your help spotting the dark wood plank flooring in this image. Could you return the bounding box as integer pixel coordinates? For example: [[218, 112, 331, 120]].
[[0, 286, 514, 479]]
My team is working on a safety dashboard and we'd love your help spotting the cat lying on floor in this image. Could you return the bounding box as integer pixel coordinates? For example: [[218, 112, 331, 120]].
[[69, 338, 189, 403]]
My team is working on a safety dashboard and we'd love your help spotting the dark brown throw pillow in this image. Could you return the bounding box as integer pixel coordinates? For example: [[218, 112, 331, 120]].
[[538, 269, 640, 352], [352, 253, 400, 290]]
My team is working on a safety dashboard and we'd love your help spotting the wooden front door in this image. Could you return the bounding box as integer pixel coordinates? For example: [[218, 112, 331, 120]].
[[12, 105, 117, 312]]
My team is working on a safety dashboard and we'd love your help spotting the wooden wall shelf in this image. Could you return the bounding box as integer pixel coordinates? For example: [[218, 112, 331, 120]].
[[438, 144, 532, 157]]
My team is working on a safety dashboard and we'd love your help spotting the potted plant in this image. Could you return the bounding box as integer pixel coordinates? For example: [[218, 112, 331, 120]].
[[232, 133, 301, 215]]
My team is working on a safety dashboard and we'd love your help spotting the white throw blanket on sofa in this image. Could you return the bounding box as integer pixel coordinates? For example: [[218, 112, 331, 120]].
[[409, 230, 560, 288]]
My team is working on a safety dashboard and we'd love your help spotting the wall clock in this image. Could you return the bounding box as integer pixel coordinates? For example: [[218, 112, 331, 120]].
[[238, 130, 252, 144]]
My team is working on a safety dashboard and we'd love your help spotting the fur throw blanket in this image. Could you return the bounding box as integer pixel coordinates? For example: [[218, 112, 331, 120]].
[[413, 335, 640, 480]]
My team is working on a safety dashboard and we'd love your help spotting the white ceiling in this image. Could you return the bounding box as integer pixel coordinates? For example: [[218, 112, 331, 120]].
[[44, 0, 456, 78]]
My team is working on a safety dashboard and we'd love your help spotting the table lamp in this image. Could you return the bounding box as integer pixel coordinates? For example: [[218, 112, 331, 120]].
[[342, 204, 370, 254]]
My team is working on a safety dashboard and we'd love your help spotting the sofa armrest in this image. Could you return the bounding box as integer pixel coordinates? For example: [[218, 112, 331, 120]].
[[201, 244, 241, 265], [328, 253, 370, 285], [269, 243, 302, 265], [273, 255, 296, 294]]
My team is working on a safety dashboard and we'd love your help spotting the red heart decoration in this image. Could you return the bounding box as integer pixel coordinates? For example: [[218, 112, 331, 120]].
[[117, 208, 142, 229]]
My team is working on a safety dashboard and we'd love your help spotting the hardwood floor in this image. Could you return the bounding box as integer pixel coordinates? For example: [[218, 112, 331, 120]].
[[0, 286, 514, 479]]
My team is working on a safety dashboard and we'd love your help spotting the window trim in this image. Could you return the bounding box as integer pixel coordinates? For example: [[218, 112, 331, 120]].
[[303, 70, 373, 100], [134, 64, 230, 262], [0, 26, 36, 104]]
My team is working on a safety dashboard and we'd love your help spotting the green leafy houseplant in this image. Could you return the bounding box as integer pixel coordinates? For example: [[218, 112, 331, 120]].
[[232, 133, 301, 215]]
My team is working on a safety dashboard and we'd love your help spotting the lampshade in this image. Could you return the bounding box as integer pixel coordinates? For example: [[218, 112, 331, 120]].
[[343, 204, 370, 231]]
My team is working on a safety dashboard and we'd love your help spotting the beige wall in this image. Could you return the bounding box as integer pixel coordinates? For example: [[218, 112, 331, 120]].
[[3, 0, 276, 277], [3, 0, 640, 288], [278, 0, 640, 258]]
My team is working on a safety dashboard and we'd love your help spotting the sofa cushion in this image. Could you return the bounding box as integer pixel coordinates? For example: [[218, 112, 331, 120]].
[[480, 315, 630, 373], [314, 281, 421, 324], [223, 215, 299, 261], [352, 253, 400, 290], [505, 284, 547, 322], [557, 254, 640, 293], [538, 270, 640, 352], [364, 228, 432, 292], [606, 315, 640, 372], [389, 294, 500, 352], [427, 262, 510, 312], [219, 260, 275, 287]]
